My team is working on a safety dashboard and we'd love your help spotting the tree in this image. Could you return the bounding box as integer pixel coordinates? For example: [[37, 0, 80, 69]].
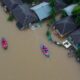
[[49, 0, 56, 22], [63, 0, 73, 5], [63, 0, 80, 5], [72, 5, 80, 15], [72, 5, 80, 26], [49, 0, 55, 7]]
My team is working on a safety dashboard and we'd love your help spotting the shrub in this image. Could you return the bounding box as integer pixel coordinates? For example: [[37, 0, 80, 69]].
[[46, 30, 51, 36], [49, 0, 56, 23], [7, 15, 14, 21]]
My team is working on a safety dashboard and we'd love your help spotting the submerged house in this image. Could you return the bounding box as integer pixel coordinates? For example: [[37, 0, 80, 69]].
[[68, 29, 80, 50], [31, 2, 51, 21], [63, 4, 77, 16], [52, 17, 77, 38], [2, 0, 23, 11], [12, 4, 38, 30]]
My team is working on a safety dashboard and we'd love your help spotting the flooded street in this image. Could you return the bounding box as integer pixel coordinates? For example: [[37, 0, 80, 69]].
[[0, 6, 80, 80]]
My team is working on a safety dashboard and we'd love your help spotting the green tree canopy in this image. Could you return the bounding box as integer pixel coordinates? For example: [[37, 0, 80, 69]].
[[49, 0, 56, 22], [72, 5, 80, 26], [63, 0, 80, 5], [72, 5, 80, 15]]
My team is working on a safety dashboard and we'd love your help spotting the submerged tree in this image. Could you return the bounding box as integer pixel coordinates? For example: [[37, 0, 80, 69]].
[[63, 0, 80, 5], [72, 5, 80, 26], [49, 0, 56, 22]]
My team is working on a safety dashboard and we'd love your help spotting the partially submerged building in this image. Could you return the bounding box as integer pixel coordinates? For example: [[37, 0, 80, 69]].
[[31, 2, 51, 21], [63, 4, 77, 16], [52, 17, 77, 38], [3, 0, 23, 11], [12, 4, 38, 30]]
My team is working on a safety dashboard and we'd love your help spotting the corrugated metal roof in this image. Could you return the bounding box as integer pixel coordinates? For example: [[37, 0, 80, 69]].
[[63, 4, 77, 16], [31, 2, 51, 21]]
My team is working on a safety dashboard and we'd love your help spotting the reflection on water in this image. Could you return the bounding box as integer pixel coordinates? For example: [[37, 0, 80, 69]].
[[0, 6, 80, 80]]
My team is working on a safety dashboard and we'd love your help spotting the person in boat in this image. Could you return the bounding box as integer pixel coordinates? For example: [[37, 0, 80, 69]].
[[2, 38, 8, 49], [42, 45, 48, 53]]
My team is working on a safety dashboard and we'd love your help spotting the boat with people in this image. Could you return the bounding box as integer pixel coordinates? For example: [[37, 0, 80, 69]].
[[1, 38, 8, 49], [40, 44, 49, 57]]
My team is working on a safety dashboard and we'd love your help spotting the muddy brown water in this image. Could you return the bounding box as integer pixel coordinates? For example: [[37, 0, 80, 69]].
[[0, 6, 80, 80]]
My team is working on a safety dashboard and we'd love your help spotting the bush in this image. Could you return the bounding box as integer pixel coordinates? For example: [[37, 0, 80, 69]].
[[49, 0, 56, 23], [7, 15, 14, 21], [46, 30, 51, 36], [50, 7, 56, 22]]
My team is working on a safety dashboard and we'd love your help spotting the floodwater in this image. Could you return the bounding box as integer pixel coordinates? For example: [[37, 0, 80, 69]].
[[0, 6, 80, 80]]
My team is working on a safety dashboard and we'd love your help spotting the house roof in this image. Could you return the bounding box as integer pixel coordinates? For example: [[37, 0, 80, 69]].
[[69, 29, 80, 46], [31, 2, 51, 21], [53, 17, 77, 35], [3, 0, 23, 10], [63, 4, 77, 16], [55, 0, 67, 11], [12, 4, 38, 26]]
